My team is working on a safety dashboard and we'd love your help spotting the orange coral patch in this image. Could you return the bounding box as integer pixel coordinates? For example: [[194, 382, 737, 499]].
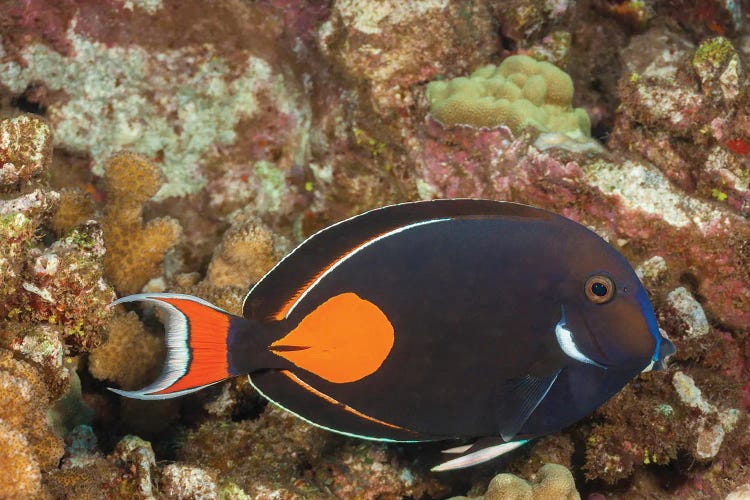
[[270, 293, 394, 383], [155, 298, 229, 394]]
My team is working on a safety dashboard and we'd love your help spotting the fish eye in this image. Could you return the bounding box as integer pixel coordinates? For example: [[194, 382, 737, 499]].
[[585, 275, 615, 304]]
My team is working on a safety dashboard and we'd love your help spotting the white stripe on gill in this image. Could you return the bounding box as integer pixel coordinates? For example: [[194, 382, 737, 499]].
[[555, 305, 607, 369]]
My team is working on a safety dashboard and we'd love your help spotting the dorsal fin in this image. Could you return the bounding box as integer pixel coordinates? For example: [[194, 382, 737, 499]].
[[243, 199, 551, 321]]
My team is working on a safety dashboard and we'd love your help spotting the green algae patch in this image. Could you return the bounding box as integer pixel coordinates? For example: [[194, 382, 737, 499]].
[[254, 161, 287, 213], [426, 55, 591, 137], [693, 36, 736, 72]]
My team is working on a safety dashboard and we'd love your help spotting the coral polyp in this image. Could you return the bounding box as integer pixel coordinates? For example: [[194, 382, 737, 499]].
[[426, 55, 591, 137]]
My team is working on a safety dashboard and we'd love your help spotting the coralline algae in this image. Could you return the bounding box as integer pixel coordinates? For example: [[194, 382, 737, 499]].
[[0, 27, 297, 200], [665, 287, 710, 339], [1, 1, 750, 498]]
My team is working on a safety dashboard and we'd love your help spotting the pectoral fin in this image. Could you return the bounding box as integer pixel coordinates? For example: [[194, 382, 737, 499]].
[[496, 369, 561, 442]]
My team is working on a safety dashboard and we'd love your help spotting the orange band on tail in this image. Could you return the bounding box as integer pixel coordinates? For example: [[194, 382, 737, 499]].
[[155, 297, 230, 394]]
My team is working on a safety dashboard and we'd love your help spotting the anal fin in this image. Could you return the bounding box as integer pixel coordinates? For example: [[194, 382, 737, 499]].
[[433, 437, 529, 471]]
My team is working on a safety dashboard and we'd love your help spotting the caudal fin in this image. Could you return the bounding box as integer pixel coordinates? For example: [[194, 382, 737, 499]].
[[108, 293, 237, 400]]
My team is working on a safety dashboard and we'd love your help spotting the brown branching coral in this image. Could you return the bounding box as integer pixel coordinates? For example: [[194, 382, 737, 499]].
[[0, 346, 65, 499], [0, 419, 44, 499], [0, 318, 71, 409], [50, 187, 95, 236], [102, 152, 182, 295], [205, 208, 286, 289], [171, 206, 289, 315], [89, 310, 164, 391], [0, 365, 64, 470]]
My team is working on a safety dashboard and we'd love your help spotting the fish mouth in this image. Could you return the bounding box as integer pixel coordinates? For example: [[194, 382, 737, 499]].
[[653, 335, 676, 370]]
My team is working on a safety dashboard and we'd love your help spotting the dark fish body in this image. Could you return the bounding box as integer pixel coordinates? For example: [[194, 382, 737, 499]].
[[112, 200, 674, 469]]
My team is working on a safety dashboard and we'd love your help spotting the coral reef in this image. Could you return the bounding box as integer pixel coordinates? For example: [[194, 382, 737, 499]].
[[5, 222, 114, 352], [0, 419, 43, 499], [426, 55, 591, 137], [160, 464, 221, 500], [1, 1, 750, 498], [612, 34, 750, 219], [0, 112, 117, 497], [0, 351, 64, 473], [102, 152, 182, 295], [178, 405, 449, 498], [176, 405, 329, 497], [451, 463, 580, 500], [320, 0, 497, 116], [1, 115, 115, 351], [0, 10, 310, 201], [49, 187, 95, 236]]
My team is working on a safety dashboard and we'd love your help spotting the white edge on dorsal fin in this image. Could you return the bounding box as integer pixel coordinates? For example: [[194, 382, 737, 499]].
[[431, 439, 529, 472], [241, 198, 525, 318], [243, 216, 451, 320]]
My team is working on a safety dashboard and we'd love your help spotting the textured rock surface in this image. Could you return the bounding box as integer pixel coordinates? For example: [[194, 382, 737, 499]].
[[0, 114, 52, 187], [0, 113, 109, 498], [2, 1, 750, 498]]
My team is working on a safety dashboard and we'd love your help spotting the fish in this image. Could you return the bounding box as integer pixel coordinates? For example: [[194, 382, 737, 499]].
[[110, 199, 675, 471]]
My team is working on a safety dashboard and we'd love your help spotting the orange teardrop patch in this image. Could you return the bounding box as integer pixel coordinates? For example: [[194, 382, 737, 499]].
[[270, 293, 394, 383]]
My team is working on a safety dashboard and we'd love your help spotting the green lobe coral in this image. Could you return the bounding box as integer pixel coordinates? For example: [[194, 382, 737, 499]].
[[426, 55, 591, 137], [451, 463, 580, 500]]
